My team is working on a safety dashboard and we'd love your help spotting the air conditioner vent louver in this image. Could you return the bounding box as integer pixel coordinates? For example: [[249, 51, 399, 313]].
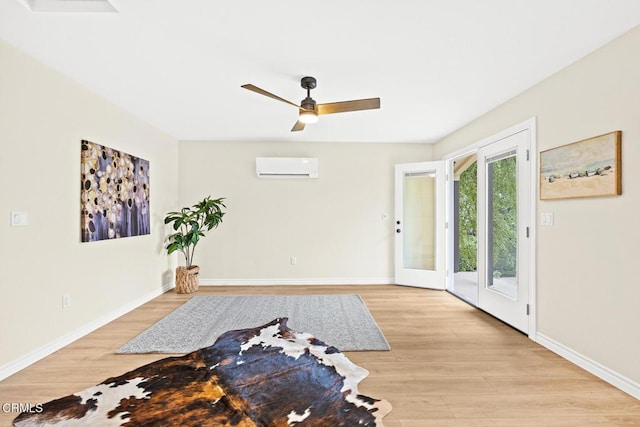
[[23, 0, 117, 13], [256, 157, 319, 179]]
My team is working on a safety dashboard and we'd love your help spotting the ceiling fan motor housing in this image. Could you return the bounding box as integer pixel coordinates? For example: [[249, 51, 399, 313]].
[[301, 97, 316, 111]]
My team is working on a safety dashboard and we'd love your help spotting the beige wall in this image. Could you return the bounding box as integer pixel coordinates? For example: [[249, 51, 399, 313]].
[[178, 141, 431, 282], [432, 26, 640, 385], [0, 40, 179, 369]]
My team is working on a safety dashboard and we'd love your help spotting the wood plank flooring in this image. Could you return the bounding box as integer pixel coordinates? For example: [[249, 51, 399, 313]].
[[1, 285, 638, 426]]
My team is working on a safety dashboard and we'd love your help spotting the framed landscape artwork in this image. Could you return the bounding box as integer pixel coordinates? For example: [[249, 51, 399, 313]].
[[80, 140, 150, 242], [540, 131, 621, 200]]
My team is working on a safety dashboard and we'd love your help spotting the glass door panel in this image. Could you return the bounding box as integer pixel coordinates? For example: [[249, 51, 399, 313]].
[[486, 152, 518, 300], [403, 172, 436, 271]]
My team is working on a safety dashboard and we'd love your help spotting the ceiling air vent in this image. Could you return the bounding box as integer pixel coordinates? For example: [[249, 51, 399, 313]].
[[23, 0, 117, 13]]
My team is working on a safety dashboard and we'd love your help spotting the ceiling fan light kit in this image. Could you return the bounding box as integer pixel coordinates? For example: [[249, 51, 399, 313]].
[[299, 109, 318, 124], [241, 76, 380, 132]]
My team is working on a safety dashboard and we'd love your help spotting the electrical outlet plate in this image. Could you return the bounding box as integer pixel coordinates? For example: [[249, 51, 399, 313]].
[[11, 211, 29, 227], [541, 212, 554, 226]]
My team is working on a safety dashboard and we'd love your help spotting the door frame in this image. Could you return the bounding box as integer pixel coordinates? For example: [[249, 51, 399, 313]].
[[443, 117, 538, 339]]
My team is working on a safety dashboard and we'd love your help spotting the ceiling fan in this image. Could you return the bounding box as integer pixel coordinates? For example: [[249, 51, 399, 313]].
[[241, 76, 380, 132]]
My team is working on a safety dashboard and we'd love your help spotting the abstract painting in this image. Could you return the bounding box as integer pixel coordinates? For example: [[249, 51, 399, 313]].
[[540, 131, 621, 200], [80, 140, 150, 242]]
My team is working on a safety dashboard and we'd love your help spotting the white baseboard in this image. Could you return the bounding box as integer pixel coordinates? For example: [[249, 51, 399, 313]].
[[0, 282, 173, 381], [536, 332, 640, 399], [199, 277, 394, 286]]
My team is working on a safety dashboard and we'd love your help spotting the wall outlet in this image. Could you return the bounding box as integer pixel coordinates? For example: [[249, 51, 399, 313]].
[[290, 257, 297, 265], [62, 294, 71, 309]]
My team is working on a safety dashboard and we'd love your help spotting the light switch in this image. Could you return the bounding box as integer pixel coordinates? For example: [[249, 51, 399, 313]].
[[11, 211, 29, 227], [541, 212, 554, 226]]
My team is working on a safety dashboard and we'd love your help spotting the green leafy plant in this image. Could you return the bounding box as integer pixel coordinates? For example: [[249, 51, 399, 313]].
[[164, 196, 226, 268]]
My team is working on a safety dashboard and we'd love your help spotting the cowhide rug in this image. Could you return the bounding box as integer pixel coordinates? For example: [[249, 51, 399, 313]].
[[14, 318, 391, 426]]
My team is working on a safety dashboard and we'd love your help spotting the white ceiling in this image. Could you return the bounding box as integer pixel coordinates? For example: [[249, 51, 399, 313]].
[[1, 1, 639, 143]]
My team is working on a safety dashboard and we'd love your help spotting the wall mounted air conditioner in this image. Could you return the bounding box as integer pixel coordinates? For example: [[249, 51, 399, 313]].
[[256, 157, 319, 178]]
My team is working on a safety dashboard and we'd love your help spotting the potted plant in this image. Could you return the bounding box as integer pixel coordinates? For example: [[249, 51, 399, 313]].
[[164, 196, 226, 293]]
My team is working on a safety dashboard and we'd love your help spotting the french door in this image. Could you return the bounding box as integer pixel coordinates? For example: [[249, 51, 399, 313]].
[[477, 129, 530, 333], [396, 121, 535, 333], [394, 161, 446, 289]]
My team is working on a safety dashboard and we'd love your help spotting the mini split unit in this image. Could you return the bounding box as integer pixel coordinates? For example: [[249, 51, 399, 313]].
[[256, 157, 319, 178]]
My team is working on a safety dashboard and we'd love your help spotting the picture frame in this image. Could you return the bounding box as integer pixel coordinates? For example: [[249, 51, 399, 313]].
[[540, 131, 621, 200], [80, 140, 150, 242]]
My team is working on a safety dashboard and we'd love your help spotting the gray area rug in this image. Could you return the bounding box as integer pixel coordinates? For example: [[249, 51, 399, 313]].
[[116, 294, 390, 353]]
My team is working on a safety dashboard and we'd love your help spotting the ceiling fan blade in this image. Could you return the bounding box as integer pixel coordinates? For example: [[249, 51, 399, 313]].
[[316, 98, 380, 115], [241, 84, 299, 109], [291, 120, 306, 132]]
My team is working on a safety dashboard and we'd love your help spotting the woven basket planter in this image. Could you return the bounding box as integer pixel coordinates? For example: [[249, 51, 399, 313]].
[[175, 266, 200, 294]]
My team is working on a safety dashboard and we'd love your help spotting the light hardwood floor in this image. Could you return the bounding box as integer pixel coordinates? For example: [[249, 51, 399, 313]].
[[1, 285, 639, 426]]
